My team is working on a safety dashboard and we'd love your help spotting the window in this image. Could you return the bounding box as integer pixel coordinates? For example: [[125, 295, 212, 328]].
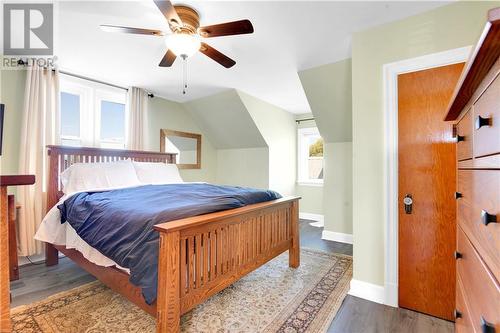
[[59, 75, 127, 148], [99, 101, 126, 149], [297, 127, 324, 185], [60, 92, 81, 146]]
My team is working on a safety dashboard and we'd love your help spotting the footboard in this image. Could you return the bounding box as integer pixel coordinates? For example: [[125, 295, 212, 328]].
[[154, 197, 300, 332]]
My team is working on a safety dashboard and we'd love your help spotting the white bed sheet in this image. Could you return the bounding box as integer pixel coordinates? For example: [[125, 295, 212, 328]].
[[35, 194, 130, 273]]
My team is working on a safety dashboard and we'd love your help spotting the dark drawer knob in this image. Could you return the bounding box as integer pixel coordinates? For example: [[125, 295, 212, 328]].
[[456, 134, 466, 142], [455, 192, 463, 199], [481, 210, 497, 225], [454, 309, 462, 319], [475, 115, 492, 130], [454, 251, 463, 259], [481, 316, 495, 333]]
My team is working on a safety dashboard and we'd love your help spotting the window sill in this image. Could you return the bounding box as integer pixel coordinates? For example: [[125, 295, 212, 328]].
[[297, 181, 324, 187]]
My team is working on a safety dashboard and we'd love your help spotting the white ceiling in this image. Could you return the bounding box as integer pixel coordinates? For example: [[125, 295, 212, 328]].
[[57, 1, 448, 114]]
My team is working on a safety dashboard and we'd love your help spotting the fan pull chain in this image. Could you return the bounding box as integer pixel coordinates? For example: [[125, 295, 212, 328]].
[[181, 54, 188, 95]]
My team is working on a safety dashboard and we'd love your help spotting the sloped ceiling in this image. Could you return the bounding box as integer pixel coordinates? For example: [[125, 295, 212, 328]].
[[298, 58, 352, 143], [56, 1, 448, 114], [183, 90, 267, 149]]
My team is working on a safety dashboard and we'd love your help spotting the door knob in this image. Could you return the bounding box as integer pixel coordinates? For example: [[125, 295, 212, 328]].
[[403, 194, 413, 214]]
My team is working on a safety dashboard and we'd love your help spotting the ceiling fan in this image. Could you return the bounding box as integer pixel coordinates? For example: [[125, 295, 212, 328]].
[[100, 0, 254, 69]]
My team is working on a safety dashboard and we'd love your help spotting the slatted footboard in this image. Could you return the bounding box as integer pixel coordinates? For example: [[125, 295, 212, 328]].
[[155, 197, 300, 332]]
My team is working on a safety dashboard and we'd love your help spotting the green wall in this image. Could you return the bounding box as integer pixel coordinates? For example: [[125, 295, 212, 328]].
[[295, 115, 324, 215], [216, 148, 269, 189], [184, 90, 267, 149], [0, 69, 26, 175], [299, 59, 353, 235], [351, 1, 499, 286], [147, 97, 217, 183], [299, 59, 352, 143], [239, 91, 296, 196]]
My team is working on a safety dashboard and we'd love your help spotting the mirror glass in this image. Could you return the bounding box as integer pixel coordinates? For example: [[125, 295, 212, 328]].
[[160, 129, 201, 169], [165, 135, 197, 164]]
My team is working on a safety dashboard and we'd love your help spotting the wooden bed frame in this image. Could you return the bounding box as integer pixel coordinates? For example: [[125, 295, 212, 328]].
[[44, 145, 300, 332]]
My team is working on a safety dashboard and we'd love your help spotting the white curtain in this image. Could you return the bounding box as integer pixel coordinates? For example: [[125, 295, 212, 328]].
[[126, 87, 148, 150], [17, 60, 59, 256]]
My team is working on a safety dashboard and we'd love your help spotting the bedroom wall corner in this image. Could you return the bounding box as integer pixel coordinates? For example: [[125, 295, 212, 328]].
[[147, 96, 217, 183], [298, 59, 353, 238], [295, 114, 324, 217], [237, 91, 296, 196]]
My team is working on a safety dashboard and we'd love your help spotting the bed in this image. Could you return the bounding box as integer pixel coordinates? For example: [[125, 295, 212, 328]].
[[39, 145, 300, 332]]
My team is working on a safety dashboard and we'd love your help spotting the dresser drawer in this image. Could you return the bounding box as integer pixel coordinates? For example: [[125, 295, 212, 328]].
[[456, 276, 476, 333], [473, 74, 500, 157], [457, 227, 500, 333], [456, 109, 473, 161], [458, 170, 500, 281]]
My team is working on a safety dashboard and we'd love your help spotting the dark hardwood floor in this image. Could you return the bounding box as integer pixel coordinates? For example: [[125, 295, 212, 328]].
[[11, 219, 453, 332]]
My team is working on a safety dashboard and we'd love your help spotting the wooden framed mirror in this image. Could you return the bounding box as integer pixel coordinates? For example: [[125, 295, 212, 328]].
[[160, 129, 201, 169]]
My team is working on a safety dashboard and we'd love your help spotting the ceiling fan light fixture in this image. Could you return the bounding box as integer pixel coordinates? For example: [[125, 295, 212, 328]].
[[165, 33, 201, 57]]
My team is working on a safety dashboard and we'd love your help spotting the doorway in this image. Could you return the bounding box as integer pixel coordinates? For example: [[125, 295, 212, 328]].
[[397, 63, 464, 321]]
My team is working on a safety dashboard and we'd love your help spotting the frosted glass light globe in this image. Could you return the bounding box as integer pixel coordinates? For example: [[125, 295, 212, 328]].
[[165, 33, 201, 57]]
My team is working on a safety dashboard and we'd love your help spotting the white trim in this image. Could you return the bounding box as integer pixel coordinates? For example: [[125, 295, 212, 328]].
[[382, 46, 471, 307], [321, 230, 353, 244], [296, 181, 323, 187], [348, 279, 385, 304], [299, 212, 324, 223], [297, 127, 324, 184]]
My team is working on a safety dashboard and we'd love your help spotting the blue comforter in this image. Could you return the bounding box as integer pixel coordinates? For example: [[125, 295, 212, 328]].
[[58, 183, 281, 304]]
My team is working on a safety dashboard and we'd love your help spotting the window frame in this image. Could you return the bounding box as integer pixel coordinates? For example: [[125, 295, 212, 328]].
[[59, 74, 127, 149], [297, 126, 324, 186], [94, 89, 127, 149]]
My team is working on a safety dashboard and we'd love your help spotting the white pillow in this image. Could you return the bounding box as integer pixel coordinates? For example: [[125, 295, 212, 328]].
[[132, 161, 183, 185], [61, 159, 141, 194]]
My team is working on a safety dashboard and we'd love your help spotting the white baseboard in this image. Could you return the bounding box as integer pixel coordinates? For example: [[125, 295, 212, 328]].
[[384, 282, 398, 307], [299, 212, 324, 224], [321, 230, 353, 244], [348, 279, 385, 305]]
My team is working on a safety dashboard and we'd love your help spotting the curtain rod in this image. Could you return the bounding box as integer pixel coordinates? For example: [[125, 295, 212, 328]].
[[295, 117, 315, 123], [59, 70, 128, 91], [16, 59, 154, 97]]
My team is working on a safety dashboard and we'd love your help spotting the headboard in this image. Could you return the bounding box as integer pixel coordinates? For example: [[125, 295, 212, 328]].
[[46, 145, 177, 211]]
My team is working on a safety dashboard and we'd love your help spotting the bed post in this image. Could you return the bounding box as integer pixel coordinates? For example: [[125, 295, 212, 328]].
[[45, 146, 60, 266], [289, 199, 300, 268], [156, 230, 181, 333]]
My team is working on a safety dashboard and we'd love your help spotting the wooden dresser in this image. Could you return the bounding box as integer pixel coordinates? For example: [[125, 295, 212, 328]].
[[445, 8, 500, 333]]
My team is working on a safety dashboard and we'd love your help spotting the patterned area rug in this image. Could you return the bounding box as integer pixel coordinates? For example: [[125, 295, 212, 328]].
[[11, 249, 352, 333]]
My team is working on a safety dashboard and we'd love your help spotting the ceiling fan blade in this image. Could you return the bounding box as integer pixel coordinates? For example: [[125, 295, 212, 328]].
[[159, 49, 177, 67], [100, 25, 164, 36], [199, 42, 236, 68], [198, 19, 254, 38], [153, 0, 183, 28]]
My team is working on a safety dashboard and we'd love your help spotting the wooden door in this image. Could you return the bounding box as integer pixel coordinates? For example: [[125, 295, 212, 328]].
[[398, 63, 464, 321]]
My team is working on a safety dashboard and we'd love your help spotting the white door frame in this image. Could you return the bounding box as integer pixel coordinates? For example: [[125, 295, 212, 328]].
[[382, 46, 471, 307]]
